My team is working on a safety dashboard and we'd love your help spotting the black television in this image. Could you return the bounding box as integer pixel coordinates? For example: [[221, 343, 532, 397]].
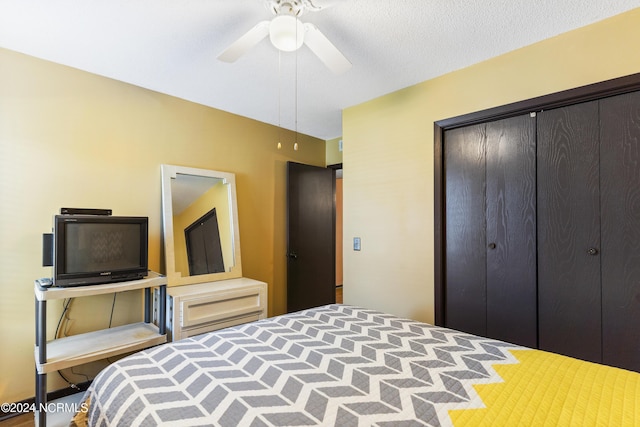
[[53, 215, 149, 287]]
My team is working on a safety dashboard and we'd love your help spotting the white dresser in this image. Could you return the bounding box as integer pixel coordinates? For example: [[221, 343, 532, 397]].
[[162, 277, 268, 341]]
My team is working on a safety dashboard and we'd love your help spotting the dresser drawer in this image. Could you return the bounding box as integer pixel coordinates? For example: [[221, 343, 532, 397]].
[[180, 285, 264, 328], [163, 277, 268, 341], [178, 313, 263, 339]]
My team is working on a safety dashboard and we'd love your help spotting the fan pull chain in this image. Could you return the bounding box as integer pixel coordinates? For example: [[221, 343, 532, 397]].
[[277, 51, 282, 150], [294, 19, 299, 151]]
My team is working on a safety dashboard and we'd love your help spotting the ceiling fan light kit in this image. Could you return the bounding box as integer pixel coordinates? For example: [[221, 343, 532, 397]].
[[269, 15, 305, 52]]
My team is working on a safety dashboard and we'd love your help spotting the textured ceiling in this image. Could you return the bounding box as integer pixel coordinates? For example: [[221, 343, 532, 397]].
[[0, 1, 638, 140]]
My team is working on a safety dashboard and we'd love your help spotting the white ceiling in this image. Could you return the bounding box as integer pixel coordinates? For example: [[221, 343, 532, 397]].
[[0, 1, 638, 140]]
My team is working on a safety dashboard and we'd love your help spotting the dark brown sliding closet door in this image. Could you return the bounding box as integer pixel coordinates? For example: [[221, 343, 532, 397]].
[[485, 115, 537, 347], [600, 90, 640, 372], [444, 124, 487, 337], [537, 101, 602, 364]]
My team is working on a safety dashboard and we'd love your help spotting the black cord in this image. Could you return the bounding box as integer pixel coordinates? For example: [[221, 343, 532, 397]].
[[55, 299, 83, 389], [70, 366, 90, 384], [54, 299, 95, 391], [53, 293, 119, 391], [55, 298, 73, 339], [108, 293, 117, 328], [57, 371, 81, 390]]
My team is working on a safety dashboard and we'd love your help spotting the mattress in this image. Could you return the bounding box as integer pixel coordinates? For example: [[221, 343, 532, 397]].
[[82, 304, 640, 426]]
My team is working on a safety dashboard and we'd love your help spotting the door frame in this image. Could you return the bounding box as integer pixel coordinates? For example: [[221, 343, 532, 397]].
[[434, 72, 640, 326], [328, 164, 343, 297]]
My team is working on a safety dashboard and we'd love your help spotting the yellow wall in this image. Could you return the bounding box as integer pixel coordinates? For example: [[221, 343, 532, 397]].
[[325, 136, 343, 165], [342, 9, 640, 323], [0, 48, 325, 403]]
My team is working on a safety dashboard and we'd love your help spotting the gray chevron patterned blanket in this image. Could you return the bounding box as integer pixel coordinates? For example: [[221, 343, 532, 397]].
[[83, 304, 640, 426]]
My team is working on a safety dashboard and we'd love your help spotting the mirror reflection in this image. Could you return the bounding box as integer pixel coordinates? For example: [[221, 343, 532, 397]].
[[171, 175, 232, 275], [161, 165, 243, 286]]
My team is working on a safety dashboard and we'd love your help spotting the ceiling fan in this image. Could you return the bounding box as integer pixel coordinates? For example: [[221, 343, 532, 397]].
[[218, 0, 352, 74]]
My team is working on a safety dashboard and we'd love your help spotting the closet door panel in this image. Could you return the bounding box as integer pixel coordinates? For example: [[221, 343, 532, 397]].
[[485, 115, 537, 347], [444, 124, 487, 336], [537, 102, 602, 363], [600, 90, 640, 372]]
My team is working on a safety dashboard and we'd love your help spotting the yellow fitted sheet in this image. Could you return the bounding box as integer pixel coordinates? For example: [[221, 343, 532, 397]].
[[449, 349, 640, 426]]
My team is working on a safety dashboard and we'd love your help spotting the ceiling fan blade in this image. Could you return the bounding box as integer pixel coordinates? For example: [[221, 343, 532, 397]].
[[303, 23, 351, 74], [218, 21, 270, 63]]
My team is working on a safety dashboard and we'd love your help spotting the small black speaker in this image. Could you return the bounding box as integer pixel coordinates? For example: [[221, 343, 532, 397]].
[[42, 233, 53, 267]]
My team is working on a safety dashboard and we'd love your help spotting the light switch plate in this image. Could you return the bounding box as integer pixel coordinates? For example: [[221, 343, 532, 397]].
[[353, 237, 361, 251]]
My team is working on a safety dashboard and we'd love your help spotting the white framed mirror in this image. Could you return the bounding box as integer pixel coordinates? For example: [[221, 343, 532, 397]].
[[161, 164, 242, 286]]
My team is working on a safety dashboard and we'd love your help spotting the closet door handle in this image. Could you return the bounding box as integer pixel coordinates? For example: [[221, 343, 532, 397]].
[[488, 243, 497, 250], [587, 247, 599, 256]]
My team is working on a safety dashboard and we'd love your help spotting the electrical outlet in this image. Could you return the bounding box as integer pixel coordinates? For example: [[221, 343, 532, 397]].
[[353, 237, 361, 251]]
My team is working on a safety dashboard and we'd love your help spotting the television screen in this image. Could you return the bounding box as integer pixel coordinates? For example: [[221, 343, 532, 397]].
[[54, 215, 148, 287], [64, 223, 143, 273]]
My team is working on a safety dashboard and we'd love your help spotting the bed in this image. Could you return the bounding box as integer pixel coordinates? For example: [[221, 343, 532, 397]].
[[79, 304, 640, 426]]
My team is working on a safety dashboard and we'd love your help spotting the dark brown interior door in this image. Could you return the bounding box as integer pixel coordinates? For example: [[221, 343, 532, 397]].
[[286, 162, 336, 312], [600, 90, 640, 372], [537, 101, 602, 364]]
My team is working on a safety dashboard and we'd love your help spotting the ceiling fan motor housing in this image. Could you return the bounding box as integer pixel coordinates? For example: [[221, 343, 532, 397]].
[[266, 0, 304, 17], [265, 0, 335, 16]]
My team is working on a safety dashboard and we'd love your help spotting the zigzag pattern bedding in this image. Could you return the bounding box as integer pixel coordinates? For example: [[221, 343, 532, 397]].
[[84, 305, 640, 426]]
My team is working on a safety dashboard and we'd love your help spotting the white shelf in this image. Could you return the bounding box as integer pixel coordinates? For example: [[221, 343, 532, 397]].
[[35, 271, 165, 301], [35, 322, 166, 374], [34, 272, 167, 427]]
